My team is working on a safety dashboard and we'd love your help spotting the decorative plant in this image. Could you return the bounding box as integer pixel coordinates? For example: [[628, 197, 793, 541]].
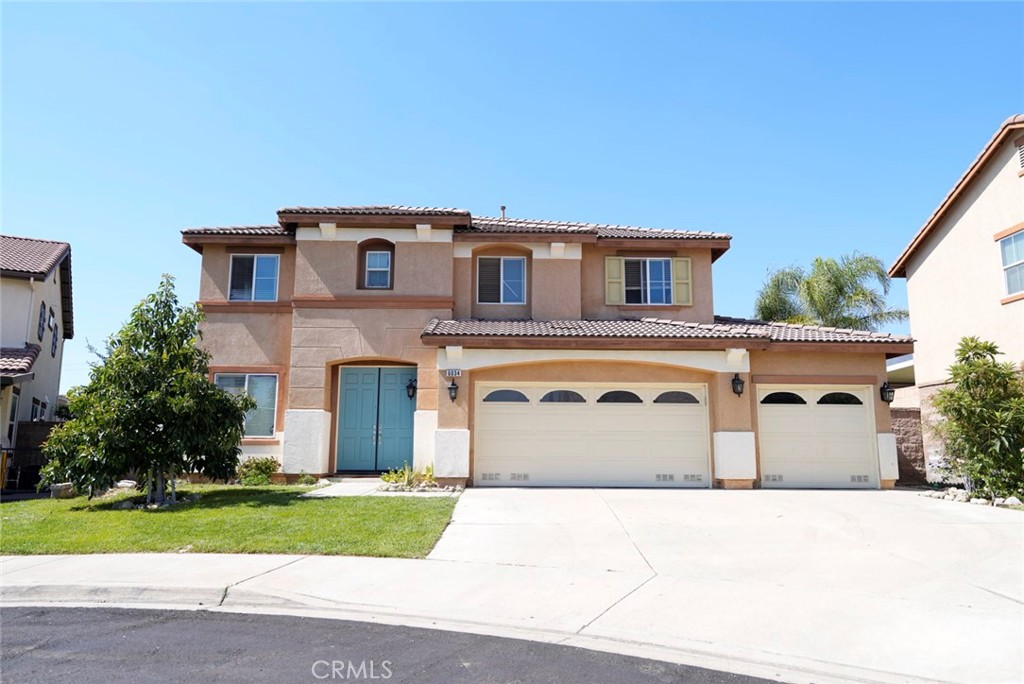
[[237, 456, 281, 486], [932, 337, 1024, 498]]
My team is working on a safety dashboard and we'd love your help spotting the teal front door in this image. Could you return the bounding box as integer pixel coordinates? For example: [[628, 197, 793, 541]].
[[338, 367, 416, 472]]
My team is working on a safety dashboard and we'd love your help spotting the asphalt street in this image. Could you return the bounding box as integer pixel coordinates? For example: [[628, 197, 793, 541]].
[[1, 606, 779, 684]]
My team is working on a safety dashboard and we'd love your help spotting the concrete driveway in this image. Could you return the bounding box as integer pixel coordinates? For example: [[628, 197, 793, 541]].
[[429, 488, 1024, 684]]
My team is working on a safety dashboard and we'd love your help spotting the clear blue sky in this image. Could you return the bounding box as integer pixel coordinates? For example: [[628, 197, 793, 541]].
[[3, 2, 1021, 391]]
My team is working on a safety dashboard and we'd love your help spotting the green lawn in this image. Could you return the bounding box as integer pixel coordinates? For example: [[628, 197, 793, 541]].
[[0, 486, 456, 557]]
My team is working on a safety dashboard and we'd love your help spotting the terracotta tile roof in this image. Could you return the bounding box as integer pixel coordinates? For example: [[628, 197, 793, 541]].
[[1, 234, 74, 339], [423, 318, 767, 340], [460, 216, 730, 240], [278, 205, 471, 217], [0, 344, 41, 376], [890, 114, 1024, 277], [710, 316, 914, 343], [422, 316, 913, 346], [181, 225, 290, 236], [1, 234, 70, 278]]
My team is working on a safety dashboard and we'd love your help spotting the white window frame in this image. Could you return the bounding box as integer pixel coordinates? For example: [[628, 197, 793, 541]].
[[214, 373, 279, 438], [477, 256, 527, 305], [624, 257, 673, 305], [364, 250, 392, 289], [1000, 232, 1024, 296], [228, 254, 280, 302]]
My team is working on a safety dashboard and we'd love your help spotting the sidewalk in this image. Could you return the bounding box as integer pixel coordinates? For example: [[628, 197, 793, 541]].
[[0, 547, 1016, 684]]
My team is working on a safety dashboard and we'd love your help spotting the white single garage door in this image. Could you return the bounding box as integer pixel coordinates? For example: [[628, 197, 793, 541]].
[[474, 383, 710, 488], [757, 386, 878, 489]]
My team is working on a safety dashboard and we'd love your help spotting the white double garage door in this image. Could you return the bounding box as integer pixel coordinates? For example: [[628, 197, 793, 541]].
[[473, 382, 879, 489]]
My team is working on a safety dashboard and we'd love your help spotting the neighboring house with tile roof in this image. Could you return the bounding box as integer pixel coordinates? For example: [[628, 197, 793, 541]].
[[182, 206, 912, 490], [889, 115, 1024, 481], [1, 234, 75, 450]]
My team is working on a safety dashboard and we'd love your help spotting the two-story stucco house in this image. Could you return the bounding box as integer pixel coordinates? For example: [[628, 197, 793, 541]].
[[182, 206, 912, 490], [1, 235, 75, 451], [889, 115, 1024, 481]]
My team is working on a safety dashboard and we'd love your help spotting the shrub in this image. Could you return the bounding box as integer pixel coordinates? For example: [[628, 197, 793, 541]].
[[932, 337, 1024, 498], [381, 463, 420, 487], [237, 457, 280, 486], [297, 471, 317, 486]]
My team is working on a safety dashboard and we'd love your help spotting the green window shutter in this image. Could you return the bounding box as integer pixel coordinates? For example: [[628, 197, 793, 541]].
[[605, 256, 625, 305], [673, 257, 692, 306]]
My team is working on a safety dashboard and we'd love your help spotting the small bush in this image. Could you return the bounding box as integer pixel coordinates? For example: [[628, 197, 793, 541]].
[[381, 463, 418, 487], [237, 457, 280, 486], [297, 471, 317, 486]]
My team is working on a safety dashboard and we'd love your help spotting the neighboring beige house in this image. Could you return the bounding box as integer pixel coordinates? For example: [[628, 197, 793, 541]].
[[183, 206, 912, 490], [1, 235, 75, 451], [889, 115, 1024, 481]]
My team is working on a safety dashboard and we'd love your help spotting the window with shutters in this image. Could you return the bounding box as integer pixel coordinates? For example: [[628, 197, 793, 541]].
[[214, 373, 278, 437], [477, 256, 526, 304], [229, 254, 279, 301], [605, 256, 692, 306], [37, 302, 46, 341]]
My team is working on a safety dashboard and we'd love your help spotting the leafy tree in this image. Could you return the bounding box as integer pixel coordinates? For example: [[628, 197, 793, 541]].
[[753, 252, 907, 331], [41, 275, 254, 503], [932, 337, 1024, 497]]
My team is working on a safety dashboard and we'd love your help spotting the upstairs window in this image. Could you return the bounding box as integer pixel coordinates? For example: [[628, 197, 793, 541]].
[[625, 258, 672, 304], [215, 373, 278, 437], [478, 256, 526, 304], [358, 240, 395, 290], [37, 302, 46, 340], [229, 254, 279, 301], [1000, 232, 1024, 296], [51, 324, 59, 358], [605, 256, 692, 306], [365, 251, 392, 288]]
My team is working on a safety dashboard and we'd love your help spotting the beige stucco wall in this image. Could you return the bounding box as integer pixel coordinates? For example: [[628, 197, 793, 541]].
[[201, 313, 293, 367], [0, 271, 68, 425], [749, 351, 892, 432], [580, 245, 716, 323], [294, 241, 452, 298], [289, 307, 448, 411], [904, 137, 1024, 385], [200, 245, 296, 302]]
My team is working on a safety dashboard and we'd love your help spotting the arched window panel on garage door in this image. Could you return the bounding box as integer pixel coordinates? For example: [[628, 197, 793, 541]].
[[540, 390, 586, 403], [597, 390, 643, 403], [653, 391, 700, 404], [817, 392, 863, 405], [482, 389, 530, 403], [760, 391, 807, 405]]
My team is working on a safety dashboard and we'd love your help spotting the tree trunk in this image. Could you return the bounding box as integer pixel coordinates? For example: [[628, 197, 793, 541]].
[[156, 470, 165, 504], [146, 468, 153, 505], [170, 471, 177, 503]]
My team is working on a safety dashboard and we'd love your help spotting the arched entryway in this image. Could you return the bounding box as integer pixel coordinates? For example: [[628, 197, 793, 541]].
[[333, 359, 417, 473]]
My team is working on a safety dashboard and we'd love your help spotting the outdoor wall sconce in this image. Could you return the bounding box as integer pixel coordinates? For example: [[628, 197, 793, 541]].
[[406, 378, 417, 400], [731, 373, 745, 397], [880, 381, 895, 404], [448, 379, 459, 403]]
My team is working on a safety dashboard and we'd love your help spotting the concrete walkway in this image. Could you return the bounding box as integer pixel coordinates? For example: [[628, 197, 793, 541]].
[[2, 489, 1022, 684]]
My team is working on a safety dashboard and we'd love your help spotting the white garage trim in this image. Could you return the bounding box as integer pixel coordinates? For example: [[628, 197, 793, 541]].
[[756, 384, 880, 489], [440, 348, 750, 373], [473, 381, 711, 488]]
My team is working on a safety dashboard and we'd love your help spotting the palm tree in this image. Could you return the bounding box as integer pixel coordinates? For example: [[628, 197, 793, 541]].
[[753, 253, 908, 331]]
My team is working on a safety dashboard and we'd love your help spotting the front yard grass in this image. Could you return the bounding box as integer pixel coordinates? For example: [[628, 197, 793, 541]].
[[0, 485, 456, 558]]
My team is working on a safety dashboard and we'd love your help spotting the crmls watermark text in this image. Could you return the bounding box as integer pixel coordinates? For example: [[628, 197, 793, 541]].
[[311, 660, 393, 680]]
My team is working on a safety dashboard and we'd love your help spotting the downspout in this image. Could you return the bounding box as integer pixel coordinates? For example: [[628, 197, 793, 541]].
[[23, 277, 36, 343]]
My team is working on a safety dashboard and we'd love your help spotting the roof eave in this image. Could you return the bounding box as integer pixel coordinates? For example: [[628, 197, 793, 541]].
[[0, 372, 35, 387], [889, 117, 1024, 278], [419, 335, 771, 350]]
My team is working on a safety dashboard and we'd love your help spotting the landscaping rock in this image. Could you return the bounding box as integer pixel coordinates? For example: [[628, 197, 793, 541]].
[[1002, 496, 1022, 507], [994, 498, 1005, 505], [50, 483, 76, 499], [970, 498, 989, 505], [114, 500, 135, 510], [116, 480, 137, 488]]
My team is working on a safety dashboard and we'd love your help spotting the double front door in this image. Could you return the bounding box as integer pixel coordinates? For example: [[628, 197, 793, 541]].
[[337, 367, 416, 472]]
